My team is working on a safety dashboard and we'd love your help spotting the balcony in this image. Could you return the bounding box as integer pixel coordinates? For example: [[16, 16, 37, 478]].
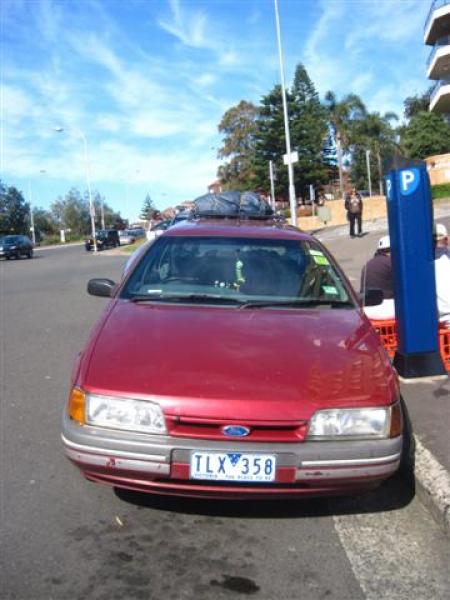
[[430, 79, 450, 112], [427, 43, 450, 78], [424, 0, 450, 45]]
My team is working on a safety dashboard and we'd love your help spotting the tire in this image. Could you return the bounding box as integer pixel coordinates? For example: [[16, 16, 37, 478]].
[[27, 250, 33, 259], [16, 251, 21, 260]]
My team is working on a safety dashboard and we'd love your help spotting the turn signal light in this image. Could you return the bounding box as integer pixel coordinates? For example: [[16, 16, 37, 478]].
[[68, 388, 86, 424], [389, 401, 402, 438]]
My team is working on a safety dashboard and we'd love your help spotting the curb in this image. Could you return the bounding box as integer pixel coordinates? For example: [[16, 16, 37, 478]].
[[413, 435, 450, 536]]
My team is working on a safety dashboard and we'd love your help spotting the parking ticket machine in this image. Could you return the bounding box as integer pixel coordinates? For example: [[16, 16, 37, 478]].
[[385, 163, 446, 378]]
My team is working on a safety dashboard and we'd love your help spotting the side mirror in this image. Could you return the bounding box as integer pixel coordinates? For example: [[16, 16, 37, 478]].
[[361, 288, 384, 307], [87, 278, 116, 297]]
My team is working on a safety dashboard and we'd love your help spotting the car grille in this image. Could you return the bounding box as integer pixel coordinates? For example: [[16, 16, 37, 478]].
[[165, 415, 308, 442]]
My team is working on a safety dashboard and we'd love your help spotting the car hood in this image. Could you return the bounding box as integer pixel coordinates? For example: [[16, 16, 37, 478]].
[[82, 301, 396, 421]]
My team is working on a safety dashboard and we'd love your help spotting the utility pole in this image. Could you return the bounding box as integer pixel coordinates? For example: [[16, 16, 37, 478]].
[[274, 0, 297, 226], [269, 160, 276, 210], [27, 182, 36, 245], [100, 197, 105, 230], [366, 149, 372, 197]]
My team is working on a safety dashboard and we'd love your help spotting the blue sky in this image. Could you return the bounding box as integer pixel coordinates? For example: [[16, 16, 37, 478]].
[[1, 0, 430, 221]]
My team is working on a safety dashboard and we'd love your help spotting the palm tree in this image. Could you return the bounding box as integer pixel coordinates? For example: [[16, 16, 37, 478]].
[[324, 92, 367, 197], [353, 112, 398, 194]]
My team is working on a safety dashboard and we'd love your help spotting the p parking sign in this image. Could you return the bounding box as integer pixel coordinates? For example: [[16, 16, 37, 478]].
[[398, 168, 420, 196]]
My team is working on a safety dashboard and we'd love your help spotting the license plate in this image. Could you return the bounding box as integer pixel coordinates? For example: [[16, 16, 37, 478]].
[[190, 452, 277, 482]]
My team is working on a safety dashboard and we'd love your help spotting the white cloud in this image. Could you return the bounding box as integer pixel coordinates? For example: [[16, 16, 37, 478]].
[[158, 0, 210, 49], [303, 0, 429, 116]]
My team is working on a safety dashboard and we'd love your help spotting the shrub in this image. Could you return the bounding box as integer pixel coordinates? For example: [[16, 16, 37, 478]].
[[431, 183, 450, 199]]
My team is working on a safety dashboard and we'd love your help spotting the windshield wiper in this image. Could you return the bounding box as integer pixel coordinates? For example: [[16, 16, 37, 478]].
[[129, 293, 245, 305], [239, 299, 354, 309]]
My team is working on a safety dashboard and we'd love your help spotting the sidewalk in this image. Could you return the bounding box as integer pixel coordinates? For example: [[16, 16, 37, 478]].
[[317, 217, 450, 535], [400, 378, 450, 535]]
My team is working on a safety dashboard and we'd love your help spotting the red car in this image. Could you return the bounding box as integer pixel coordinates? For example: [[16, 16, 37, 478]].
[[62, 217, 404, 499]]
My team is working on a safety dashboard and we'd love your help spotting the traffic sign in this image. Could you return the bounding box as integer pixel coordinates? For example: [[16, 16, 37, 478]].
[[283, 151, 298, 165]]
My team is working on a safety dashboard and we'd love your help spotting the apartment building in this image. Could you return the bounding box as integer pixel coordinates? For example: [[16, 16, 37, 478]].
[[425, 0, 450, 112]]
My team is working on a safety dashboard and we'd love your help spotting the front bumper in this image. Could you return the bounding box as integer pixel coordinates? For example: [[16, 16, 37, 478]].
[[61, 414, 402, 499], [0, 249, 15, 258]]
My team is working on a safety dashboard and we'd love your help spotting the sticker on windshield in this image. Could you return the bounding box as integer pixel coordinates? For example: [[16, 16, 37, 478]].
[[322, 285, 338, 295], [309, 249, 323, 256], [312, 255, 329, 266]]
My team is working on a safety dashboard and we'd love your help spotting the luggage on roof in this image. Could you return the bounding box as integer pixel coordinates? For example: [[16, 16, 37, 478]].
[[193, 191, 273, 217]]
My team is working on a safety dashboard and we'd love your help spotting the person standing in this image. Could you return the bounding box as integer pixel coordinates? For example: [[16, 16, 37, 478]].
[[434, 223, 450, 324], [345, 188, 363, 238]]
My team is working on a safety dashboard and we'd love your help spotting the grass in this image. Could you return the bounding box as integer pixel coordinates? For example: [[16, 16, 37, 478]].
[[120, 237, 148, 254]]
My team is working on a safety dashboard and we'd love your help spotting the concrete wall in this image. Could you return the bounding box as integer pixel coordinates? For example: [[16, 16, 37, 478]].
[[425, 153, 450, 186], [297, 195, 387, 231]]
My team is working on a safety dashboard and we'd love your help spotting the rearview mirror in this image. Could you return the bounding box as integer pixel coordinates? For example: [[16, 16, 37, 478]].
[[361, 288, 384, 307], [87, 278, 116, 297]]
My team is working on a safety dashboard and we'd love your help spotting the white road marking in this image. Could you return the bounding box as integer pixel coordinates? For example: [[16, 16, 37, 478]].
[[333, 474, 450, 599]]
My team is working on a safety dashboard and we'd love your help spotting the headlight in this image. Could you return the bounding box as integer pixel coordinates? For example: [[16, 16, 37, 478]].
[[307, 404, 401, 440], [68, 388, 167, 434]]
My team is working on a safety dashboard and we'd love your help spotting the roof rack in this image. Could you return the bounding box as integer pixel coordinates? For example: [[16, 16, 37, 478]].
[[190, 190, 283, 222]]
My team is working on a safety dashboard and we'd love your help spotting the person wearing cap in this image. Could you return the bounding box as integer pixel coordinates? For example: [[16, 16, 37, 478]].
[[434, 222, 450, 324], [434, 222, 449, 259], [360, 234, 395, 319]]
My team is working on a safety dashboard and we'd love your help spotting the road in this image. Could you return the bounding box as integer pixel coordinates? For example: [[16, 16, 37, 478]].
[[1, 242, 449, 600]]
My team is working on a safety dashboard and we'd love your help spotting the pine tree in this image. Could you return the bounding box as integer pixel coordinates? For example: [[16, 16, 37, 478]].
[[252, 84, 289, 198], [289, 64, 329, 200], [140, 195, 156, 220]]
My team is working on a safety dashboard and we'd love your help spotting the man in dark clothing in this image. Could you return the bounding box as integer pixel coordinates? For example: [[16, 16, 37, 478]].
[[360, 235, 395, 319], [360, 235, 393, 298], [345, 188, 363, 238]]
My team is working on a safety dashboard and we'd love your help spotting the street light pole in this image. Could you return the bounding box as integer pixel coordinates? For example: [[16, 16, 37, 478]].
[[269, 160, 276, 210], [274, 0, 297, 226], [365, 149, 372, 197], [54, 126, 97, 252], [27, 182, 36, 245]]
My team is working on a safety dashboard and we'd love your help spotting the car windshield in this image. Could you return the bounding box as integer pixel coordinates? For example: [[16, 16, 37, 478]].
[[96, 231, 107, 240], [3, 236, 20, 244], [121, 236, 352, 307]]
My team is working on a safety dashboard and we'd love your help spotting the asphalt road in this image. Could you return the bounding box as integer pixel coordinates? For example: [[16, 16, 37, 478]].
[[1, 242, 449, 600]]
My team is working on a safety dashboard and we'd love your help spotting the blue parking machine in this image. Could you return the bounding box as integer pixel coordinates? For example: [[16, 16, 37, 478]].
[[385, 162, 446, 378]]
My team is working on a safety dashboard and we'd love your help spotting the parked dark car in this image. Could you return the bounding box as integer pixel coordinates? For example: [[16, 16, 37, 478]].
[[85, 230, 120, 251], [0, 235, 34, 259], [128, 227, 146, 238], [63, 210, 404, 500]]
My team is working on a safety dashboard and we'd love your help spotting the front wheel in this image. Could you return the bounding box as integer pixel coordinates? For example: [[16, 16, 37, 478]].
[[27, 250, 33, 259]]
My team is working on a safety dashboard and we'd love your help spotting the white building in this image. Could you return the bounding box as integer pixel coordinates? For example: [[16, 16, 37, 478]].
[[425, 0, 450, 112]]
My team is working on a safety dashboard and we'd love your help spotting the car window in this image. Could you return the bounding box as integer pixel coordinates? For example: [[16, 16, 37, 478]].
[[121, 236, 352, 306]]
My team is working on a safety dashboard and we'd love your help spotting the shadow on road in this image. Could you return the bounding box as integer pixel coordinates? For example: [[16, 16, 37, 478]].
[[114, 474, 415, 520]]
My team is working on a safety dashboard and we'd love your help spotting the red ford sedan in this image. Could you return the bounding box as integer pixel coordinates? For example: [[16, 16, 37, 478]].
[[62, 217, 403, 499]]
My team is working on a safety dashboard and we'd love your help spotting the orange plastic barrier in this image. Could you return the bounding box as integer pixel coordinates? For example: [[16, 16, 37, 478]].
[[439, 325, 450, 371], [370, 318, 450, 371], [370, 319, 397, 359]]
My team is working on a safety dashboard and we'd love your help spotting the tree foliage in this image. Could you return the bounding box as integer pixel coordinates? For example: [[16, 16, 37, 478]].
[[403, 88, 433, 121], [217, 100, 259, 190], [0, 182, 30, 235], [350, 112, 398, 193], [289, 64, 329, 198], [140, 194, 157, 220], [400, 111, 450, 160]]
